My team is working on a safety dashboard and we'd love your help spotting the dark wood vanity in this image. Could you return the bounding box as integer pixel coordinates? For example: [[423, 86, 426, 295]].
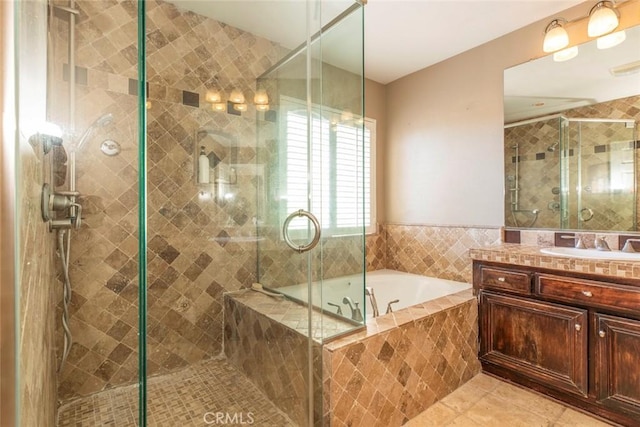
[[473, 260, 640, 426]]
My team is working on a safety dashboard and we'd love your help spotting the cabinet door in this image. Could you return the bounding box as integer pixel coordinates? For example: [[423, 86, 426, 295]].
[[479, 292, 588, 396], [595, 314, 640, 417]]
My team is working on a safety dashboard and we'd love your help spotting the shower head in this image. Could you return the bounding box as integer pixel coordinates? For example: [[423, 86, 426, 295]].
[[547, 142, 559, 152], [75, 113, 113, 151]]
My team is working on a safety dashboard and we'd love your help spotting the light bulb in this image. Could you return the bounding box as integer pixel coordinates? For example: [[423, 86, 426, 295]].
[[212, 102, 226, 112], [588, 2, 619, 37], [230, 89, 245, 104], [254, 89, 269, 105], [543, 20, 569, 53], [205, 90, 222, 103], [256, 104, 269, 112]]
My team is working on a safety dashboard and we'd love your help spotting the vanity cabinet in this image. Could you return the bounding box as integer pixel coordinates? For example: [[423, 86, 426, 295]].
[[473, 261, 640, 426]]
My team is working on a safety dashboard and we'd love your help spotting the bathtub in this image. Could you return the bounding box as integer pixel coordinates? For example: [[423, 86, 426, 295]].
[[274, 269, 471, 321]]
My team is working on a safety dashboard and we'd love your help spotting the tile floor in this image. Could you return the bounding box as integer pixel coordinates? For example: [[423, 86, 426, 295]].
[[58, 360, 615, 427], [56, 358, 295, 426], [406, 373, 614, 427]]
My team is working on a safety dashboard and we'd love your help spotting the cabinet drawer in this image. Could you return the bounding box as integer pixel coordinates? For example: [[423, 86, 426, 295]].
[[536, 274, 640, 312], [478, 266, 532, 294]]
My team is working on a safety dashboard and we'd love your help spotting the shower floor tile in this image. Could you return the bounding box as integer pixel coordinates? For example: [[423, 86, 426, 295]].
[[56, 358, 295, 427]]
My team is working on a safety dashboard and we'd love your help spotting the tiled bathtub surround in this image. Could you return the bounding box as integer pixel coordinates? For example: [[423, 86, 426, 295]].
[[385, 224, 501, 283], [323, 290, 480, 427], [224, 288, 480, 426]]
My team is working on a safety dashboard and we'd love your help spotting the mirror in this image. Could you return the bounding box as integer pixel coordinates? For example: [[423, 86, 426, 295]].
[[503, 25, 640, 231]]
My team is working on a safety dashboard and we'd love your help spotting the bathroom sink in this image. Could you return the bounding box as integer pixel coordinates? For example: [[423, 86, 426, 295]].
[[540, 247, 640, 261]]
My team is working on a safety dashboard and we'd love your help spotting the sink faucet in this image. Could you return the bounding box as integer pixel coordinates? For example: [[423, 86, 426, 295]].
[[342, 297, 363, 322], [595, 237, 611, 251], [621, 238, 640, 253], [559, 234, 586, 249]]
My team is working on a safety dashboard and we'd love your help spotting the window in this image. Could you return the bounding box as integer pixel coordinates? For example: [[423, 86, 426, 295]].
[[280, 97, 376, 237]]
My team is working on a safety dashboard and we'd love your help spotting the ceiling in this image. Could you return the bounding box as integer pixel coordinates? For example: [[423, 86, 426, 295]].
[[173, 0, 584, 84]]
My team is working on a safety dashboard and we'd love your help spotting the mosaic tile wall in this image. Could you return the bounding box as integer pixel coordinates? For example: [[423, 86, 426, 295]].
[[504, 95, 640, 231], [49, 0, 291, 400], [324, 292, 480, 426], [385, 224, 501, 284], [224, 293, 324, 426], [225, 287, 479, 427], [49, 0, 372, 401]]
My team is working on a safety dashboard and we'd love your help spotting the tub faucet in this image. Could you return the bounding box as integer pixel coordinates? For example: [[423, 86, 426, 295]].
[[385, 299, 400, 314], [327, 302, 343, 315], [365, 287, 379, 318], [342, 297, 363, 322]]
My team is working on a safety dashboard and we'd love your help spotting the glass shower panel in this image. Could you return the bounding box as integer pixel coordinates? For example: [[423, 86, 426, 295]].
[[569, 120, 637, 231]]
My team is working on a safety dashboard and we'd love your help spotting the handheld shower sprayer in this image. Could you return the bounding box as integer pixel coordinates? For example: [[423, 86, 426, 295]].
[[75, 113, 113, 151]]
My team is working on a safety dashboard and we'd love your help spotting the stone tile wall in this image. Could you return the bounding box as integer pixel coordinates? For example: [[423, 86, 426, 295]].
[[51, 0, 371, 401], [51, 0, 290, 400], [224, 288, 480, 426], [385, 224, 501, 283]]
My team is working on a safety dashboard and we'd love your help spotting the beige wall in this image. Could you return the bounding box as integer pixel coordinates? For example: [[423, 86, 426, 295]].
[[365, 78, 387, 224], [383, 1, 637, 226]]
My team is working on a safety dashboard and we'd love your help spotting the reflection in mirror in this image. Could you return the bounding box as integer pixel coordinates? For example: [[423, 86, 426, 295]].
[[504, 25, 640, 232]]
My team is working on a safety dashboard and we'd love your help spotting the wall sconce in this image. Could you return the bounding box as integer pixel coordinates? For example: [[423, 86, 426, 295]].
[[588, 1, 619, 37], [254, 89, 269, 111], [229, 89, 245, 104], [205, 90, 222, 104], [543, 19, 569, 53], [233, 103, 248, 112], [212, 102, 226, 112]]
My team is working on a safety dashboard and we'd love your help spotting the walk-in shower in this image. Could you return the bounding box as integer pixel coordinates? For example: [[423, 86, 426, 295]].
[[8, 0, 366, 426], [504, 114, 637, 231]]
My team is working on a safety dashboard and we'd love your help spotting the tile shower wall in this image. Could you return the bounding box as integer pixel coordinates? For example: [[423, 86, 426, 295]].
[[50, 0, 291, 400], [504, 95, 640, 231], [385, 224, 501, 284]]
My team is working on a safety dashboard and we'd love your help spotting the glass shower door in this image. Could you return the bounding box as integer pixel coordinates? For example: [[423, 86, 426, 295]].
[[568, 119, 637, 231]]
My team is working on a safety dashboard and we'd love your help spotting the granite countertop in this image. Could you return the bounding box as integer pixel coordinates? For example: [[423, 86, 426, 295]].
[[469, 243, 640, 280]]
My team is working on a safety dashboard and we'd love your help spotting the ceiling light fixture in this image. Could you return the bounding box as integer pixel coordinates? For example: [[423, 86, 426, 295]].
[[597, 30, 626, 49], [543, 19, 569, 53], [588, 1, 619, 37]]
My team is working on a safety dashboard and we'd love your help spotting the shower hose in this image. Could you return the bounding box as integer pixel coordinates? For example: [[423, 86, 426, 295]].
[[57, 229, 73, 372]]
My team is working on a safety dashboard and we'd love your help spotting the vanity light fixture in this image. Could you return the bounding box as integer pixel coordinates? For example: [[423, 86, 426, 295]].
[[609, 60, 640, 77], [233, 103, 248, 112], [597, 30, 626, 49], [205, 89, 222, 104], [229, 89, 245, 104], [553, 46, 579, 62], [253, 89, 269, 111], [588, 1, 619, 37], [212, 102, 226, 112], [543, 19, 569, 53]]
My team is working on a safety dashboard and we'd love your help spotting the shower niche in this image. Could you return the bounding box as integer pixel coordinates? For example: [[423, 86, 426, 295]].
[[194, 128, 238, 203]]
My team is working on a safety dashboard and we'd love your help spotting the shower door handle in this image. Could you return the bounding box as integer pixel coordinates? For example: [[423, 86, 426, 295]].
[[283, 209, 321, 253]]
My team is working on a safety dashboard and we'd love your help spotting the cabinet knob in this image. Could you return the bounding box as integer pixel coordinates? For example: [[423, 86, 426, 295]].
[[497, 277, 506, 282], [599, 330, 606, 338], [581, 290, 593, 297], [574, 324, 581, 332]]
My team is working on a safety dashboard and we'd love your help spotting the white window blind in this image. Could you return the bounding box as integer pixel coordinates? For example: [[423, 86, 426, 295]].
[[281, 97, 376, 237]]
